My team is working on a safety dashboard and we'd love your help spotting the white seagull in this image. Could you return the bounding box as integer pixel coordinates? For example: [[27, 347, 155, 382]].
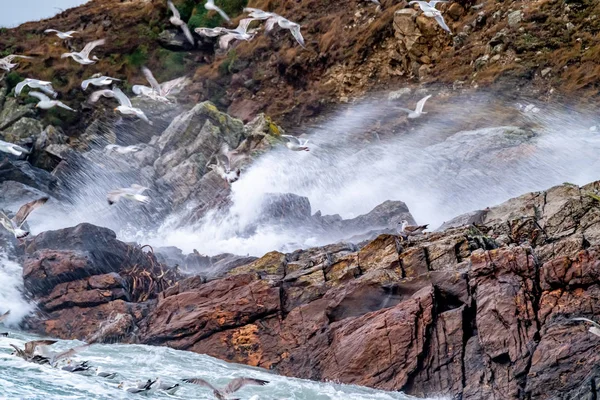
[[132, 66, 185, 102], [0, 140, 30, 156], [167, 1, 195, 45], [397, 219, 429, 239], [265, 15, 305, 47], [107, 184, 150, 205], [90, 87, 152, 124], [182, 377, 269, 399], [0, 54, 33, 72], [398, 94, 432, 118], [15, 78, 57, 98], [218, 18, 259, 49], [281, 135, 309, 151], [81, 74, 121, 90], [44, 29, 78, 39], [207, 144, 241, 184], [29, 91, 76, 111], [105, 144, 143, 154], [572, 317, 600, 338], [0, 197, 49, 239], [408, 1, 451, 33], [243, 7, 277, 20], [195, 26, 230, 37], [61, 38, 105, 65], [205, 0, 231, 22]]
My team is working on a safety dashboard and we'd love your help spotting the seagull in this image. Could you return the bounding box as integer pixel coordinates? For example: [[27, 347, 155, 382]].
[[281, 135, 309, 151], [572, 317, 600, 337], [118, 379, 157, 394], [132, 66, 185, 102], [28, 91, 76, 111], [81, 74, 121, 90], [10, 340, 57, 364], [218, 18, 259, 49], [397, 94, 432, 119], [15, 78, 57, 98], [205, 0, 231, 22], [243, 7, 277, 20], [0, 310, 10, 324], [0, 140, 30, 156], [182, 377, 269, 400], [107, 184, 150, 205], [397, 220, 429, 239], [61, 38, 105, 65], [0, 55, 33, 72], [90, 87, 152, 124], [62, 360, 92, 374], [41, 343, 91, 367], [95, 367, 118, 379], [265, 15, 305, 47], [0, 197, 49, 239], [408, 1, 451, 33], [105, 144, 143, 154], [44, 29, 78, 39], [167, 1, 195, 45], [194, 26, 231, 37], [148, 378, 180, 395], [207, 144, 241, 184]]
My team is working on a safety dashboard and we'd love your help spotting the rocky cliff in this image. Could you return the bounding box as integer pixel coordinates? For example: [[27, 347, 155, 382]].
[[11, 177, 600, 400]]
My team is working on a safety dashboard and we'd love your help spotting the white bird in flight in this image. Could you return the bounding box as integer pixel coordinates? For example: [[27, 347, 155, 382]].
[[182, 377, 269, 399], [15, 78, 57, 98], [61, 38, 105, 65], [0, 140, 30, 156], [243, 7, 277, 20], [398, 94, 432, 118], [107, 184, 150, 205], [166, 1, 195, 45], [132, 66, 185, 102], [105, 144, 143, 154], [218, 18, 259, 49], [90, 87, 152, 124], [265, 15, 305, 47], [281, 135, 309, 151], [44, 29, 78, 39], [28, 91, 76, 111], [409, 1, 451, 33], [572, 317, 600, 338], [81, 74, 121, 90], [207, 144, 241, 184], [0, 197, 49, 239], [205, 0, 231, 22], [0, 54, 33, 72]]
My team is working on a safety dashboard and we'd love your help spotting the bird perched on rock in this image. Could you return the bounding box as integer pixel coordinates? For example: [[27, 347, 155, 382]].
[[397, 219, 428, 239], [205, 0, 231, 22], [0, 197, 49, 239], [167, 1, 195, 45], [90, 87, 152, 124], [408, 1, 451, 33], [15, 78, 57, 98], [0, 140, 30, 157], [398, 94, 432, 119], [44, 29, 78, 39], [572, 317, 600, 338], [182, 377, 269, 400], [61, 38, 105, 65], [107, 184, 150, 205], [81, 74, 121, 90], [28, 91, 76, 111], [0, 54, 33, 72], [281, 135, 309, 151], [207, 144, 241, 184]]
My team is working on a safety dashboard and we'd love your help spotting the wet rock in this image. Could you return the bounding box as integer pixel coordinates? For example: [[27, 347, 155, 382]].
[[1, 117, 43, 142], [0, 97, 34, 131], [0, 157, 58, 195], [259, 193, 312, 224]]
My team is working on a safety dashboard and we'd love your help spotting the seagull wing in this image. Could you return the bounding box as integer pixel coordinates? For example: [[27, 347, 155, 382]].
[[159, 76, 186, 96], [167, 0, 181, 19], [182, 378, 219, 391], [281, 135, 300, 145], [573, 317, 600, 330], [112, 87, 132, 108], [65, 31, 78, 35], [181, 23, 195, 45], [80, 39, 106, 58], [397, 107, 415, 114], [57, 101, 76, 112], [428, 0, 448, 7], [28, 91, 51, 102], [10, 344, 26, 358], [210, 3, 231, 22], [223, 377, 269, 394], [0, 310, 10, 323], [24, 340, 57, 357], [288, 23, 305, 47], [89, 89, 115, 103], [265, 17, 279, 32], [0, 212, 15, 235], [5, 142, 31, 155], [51, 343, 91, 364], [218, 33, 238, 49], [44, 29, 59, 34], [15, 80, 29, 96], [237, 18, 256, 34], [81, 78, 92, 90], [107, 189, 124, 205], [13, 197, 49, 228], [142, 66, 162, 93], [415, 94, 432, 113], [434, 14, 451, 33], [219, 143, 233, 171]]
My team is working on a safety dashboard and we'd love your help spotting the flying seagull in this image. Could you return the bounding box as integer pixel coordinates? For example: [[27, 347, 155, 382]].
[[44, 29, 78, 39], [408, 1, 451, 33], [10, 340, 57, 364], [265, 15, 305, 47], [572, 317, 600, 337], [132, 66, 186, 102], [38, 343, 91, 367], [15, 78, 57, 98], [205, 0, 231, 22], [0, 310, 10, 323], [90, 87, 152, 124], [207, 144, 241, 184], [81, 74, 121, 90], [195, 25, 231, 37], [167, 1, 195, 45], [28, 91, 76, 111], [398, 94, 432, 119], [243, 7, 277, 20], [0, 197, 49, 238], [398, 219, 428, 239], [281, 135, 309, 151], [0, 55, 33, 72], [107, 184, 150, 205], [182, 377, 269, 400], [218, 18, 260, 49], [105, 144, 143, 154], [61, 38, 105, 65], [0, 140, 30, 156]]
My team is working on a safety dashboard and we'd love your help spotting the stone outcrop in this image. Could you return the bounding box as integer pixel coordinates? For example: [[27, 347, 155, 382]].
[[19, 180, 600, 399]]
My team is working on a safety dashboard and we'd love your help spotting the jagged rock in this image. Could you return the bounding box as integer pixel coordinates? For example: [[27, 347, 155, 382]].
[[0, 97, 34, 131], [0, 157, 58, 195], [1, 117, 42, 142], [157, 29, 191, 51]]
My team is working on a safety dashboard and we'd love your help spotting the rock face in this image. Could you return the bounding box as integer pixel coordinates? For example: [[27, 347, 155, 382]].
[[21, 180, 600, 399]]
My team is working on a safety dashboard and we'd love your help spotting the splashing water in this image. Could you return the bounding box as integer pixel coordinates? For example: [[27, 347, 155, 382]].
[[0, 253, 34, 326]]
